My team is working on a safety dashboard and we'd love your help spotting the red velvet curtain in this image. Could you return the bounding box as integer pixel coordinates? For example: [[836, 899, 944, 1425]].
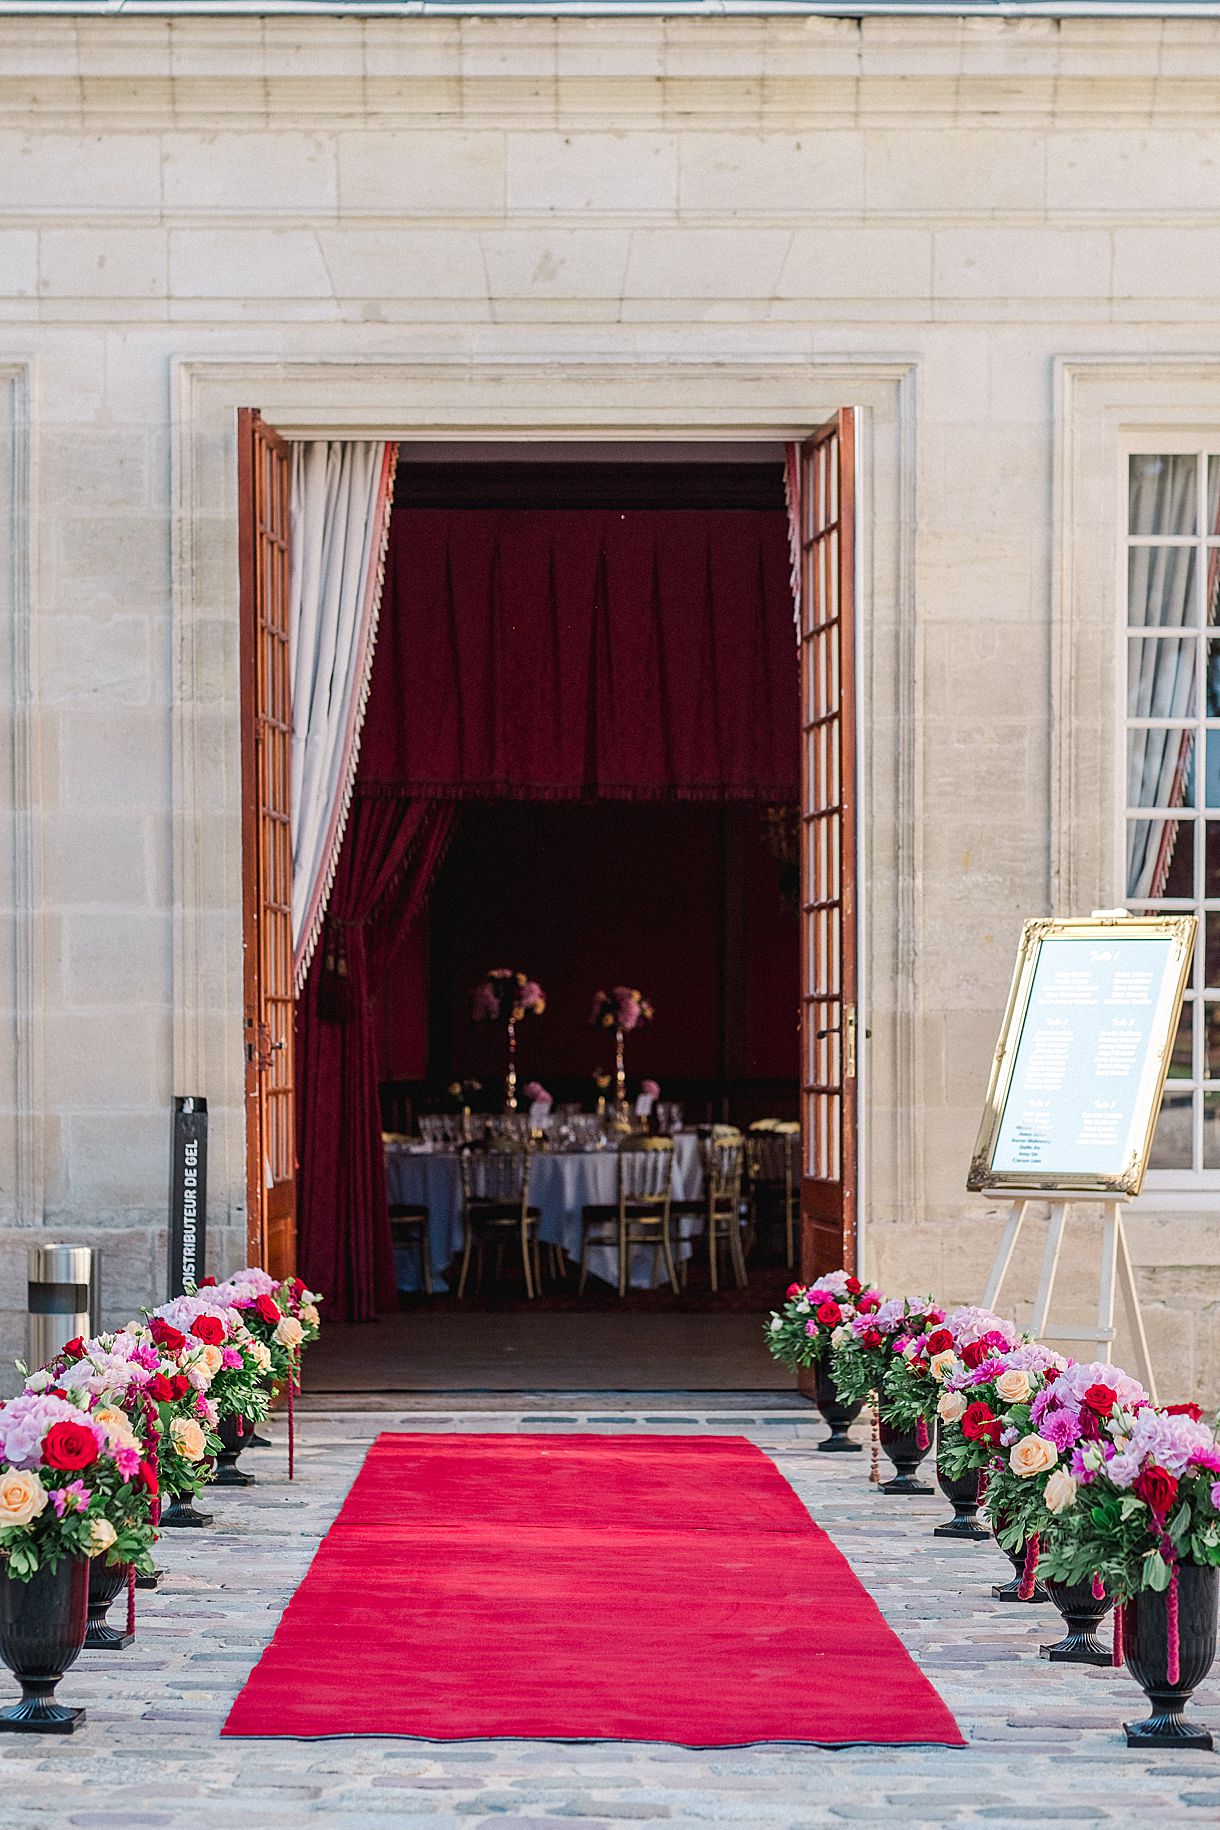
[[359, 509, 798, 801], [298, 503, 797, 1319], [296, 796, 455, 1319]]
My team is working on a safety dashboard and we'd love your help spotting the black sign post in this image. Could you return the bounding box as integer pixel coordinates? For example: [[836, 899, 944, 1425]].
[[168, 1096, 208, 1298]]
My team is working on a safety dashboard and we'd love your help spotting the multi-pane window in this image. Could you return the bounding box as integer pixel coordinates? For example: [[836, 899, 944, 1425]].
[[1126, 452, 1220, 1173]]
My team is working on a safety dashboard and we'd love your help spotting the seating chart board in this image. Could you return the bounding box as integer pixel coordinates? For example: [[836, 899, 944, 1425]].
[[968, 915, 1195, 1196]]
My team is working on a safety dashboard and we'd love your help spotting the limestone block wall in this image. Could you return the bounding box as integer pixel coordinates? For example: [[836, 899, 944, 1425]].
[[0, 14, 1219, 1391]]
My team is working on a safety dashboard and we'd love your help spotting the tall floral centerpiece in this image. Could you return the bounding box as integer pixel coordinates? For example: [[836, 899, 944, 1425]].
[[472, 970, 546, 1111], [766, 1271, 884, 1452], [0, 1391, 157, 1730], [589, 986, 653, 1116]]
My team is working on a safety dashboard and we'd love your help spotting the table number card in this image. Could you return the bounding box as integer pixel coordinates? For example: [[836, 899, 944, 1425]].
[[968, 915, 1195, 1196]]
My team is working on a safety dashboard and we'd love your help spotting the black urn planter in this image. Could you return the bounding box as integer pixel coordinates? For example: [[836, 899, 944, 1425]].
[[160, 1489, 213, 1529], [991, 1534, 1048, 1604], [878, 1417, 933, 1495], [0, 1557, 89, 1733], [213, 1413, 255, 1488], [134, 1567, 163, 1591], [1123, 1564, 1218, 1749], [813, 1358, 864, 1454], [933, 1426, 990, 1540], [84, 1558, 132, 1652], [1041, 1577, 1113, 1665]]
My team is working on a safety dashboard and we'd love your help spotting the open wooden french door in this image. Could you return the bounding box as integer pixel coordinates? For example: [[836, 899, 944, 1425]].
[[798, 409, 859, 1279], [238, 407, 297, 1279]]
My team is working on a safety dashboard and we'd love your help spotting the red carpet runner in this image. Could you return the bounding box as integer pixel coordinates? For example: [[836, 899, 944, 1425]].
[[223, 1433, 965, 1746]]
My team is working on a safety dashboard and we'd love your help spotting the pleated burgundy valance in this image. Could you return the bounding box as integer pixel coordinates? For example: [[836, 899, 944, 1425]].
[[357, 508, 799, 802]]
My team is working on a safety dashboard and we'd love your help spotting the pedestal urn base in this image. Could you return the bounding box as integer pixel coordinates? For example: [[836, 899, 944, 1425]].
[[0, 1558, 89, 1734]]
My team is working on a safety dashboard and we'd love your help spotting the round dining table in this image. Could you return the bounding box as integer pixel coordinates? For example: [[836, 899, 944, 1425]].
[[385, 1133, 705, 1293]]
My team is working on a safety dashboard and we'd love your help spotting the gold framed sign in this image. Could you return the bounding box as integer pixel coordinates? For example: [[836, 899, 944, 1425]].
[[968, 914, 1196, 1196]]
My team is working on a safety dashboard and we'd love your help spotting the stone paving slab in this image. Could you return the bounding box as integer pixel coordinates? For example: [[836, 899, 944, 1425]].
[[2, 1407, 1217, 1829]]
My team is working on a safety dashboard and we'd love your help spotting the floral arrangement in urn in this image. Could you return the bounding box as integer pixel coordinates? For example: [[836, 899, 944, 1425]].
[[0, 1392, 157, 1582], [883, 1306, 1024, 1437], [829, 1294, 945, 1409], [766, 1271, 883, 1371]]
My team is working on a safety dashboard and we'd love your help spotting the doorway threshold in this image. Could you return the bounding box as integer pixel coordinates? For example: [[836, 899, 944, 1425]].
[[296, 1388, 809, 1413]]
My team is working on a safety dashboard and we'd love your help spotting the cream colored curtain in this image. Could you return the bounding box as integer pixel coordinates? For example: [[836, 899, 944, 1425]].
[[290, 440, 398, 987]]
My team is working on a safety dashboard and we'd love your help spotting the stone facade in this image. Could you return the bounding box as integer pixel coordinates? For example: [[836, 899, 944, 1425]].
[[2, 14, 1220, 1392]]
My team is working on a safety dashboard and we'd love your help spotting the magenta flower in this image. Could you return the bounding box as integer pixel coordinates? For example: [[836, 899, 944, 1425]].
[[1211, 1480, 1220, 1512], [222, 1347, 243, 1369]]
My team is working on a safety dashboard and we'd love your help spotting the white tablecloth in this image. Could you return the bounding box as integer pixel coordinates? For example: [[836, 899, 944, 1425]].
[[386, 1133, 703, 1293]]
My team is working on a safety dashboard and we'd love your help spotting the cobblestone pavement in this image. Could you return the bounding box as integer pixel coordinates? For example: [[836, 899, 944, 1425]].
[[5, 1406, 1220, 1830]]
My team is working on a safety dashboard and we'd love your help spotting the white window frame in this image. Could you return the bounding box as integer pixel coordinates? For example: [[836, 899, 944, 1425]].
[[1121, 438, 1220, 1185]]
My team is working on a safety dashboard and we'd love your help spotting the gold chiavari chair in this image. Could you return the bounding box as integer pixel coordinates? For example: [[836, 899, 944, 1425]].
[[682, 1130, 747, 1292], [457, 1146, 542, 1300], [745, 1126, 800, 1267], [579, 1138, 677, 1299]]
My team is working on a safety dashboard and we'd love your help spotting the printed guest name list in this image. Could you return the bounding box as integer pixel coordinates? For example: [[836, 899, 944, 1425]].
[[991, 937, 1176, 1179]]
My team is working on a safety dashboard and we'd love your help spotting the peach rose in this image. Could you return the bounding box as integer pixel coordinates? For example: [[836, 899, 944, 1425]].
[[169, 1417, 206, 1463], [301, 1304, 320, 1329], [1009, 1434, 1058, 1479], [247, 1340, 272, 1374], [1043, 1468, 1078, 1515], [273, 1316, 304, 1350], [994, 1369, 1032, 1406], [85, 1517, 116, 1558], [937, 1390, 967, 1425], [0, 1469, 47, 1530], [929, 1350, 957, 1384], [198, 1344, 223, 1380], [93, 1407, 141, 1454]]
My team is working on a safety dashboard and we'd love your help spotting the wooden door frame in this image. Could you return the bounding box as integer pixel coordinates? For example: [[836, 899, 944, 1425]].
[[237, 406, 296, 1275], [170, 357, 910, 1281]]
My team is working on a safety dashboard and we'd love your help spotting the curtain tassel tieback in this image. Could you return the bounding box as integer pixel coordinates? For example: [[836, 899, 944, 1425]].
[[869, 1399, 881, 1485]]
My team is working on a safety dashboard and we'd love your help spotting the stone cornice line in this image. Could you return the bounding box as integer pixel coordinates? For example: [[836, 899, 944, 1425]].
[[3, 17, 1220, 123]]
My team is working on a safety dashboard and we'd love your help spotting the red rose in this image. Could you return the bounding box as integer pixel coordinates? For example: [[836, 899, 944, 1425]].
[[856, 1292, 881, 1315], [845, 1276, 862, 1296], [925, 1329, 953, 1357], [198, 1275, 217, 1287], [169, 1374, 191, 1402], [47, 1387, 67, 1400], [785, 1282, 803, 1300], [1167, 1402, 1204, 1422], [136, 1458, 159, 1497], [961, 1401, 1001, 1445], [289, 1277, 305, 1299], [146, 1374, 174, 1403], [1133, 1465, 1179, 1515], [1083, 1383, 1117, 1418], [816, 1300, 843, 1327], [61, 1337, 85, 1361], [861, 1328, 884, 1350], [252, 1294, 282, 1328], [42, 1420, 99, 1471], [150, 1319, 187, 1354], [190, 1315, 225, 1346]]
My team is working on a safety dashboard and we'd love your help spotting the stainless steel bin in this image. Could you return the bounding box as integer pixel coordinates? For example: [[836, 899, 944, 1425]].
[[27, 1244, 97, 1370]]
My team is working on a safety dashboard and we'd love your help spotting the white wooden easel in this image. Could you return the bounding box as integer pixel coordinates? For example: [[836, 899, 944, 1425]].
[[981, 1194, 1158, 1404]]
